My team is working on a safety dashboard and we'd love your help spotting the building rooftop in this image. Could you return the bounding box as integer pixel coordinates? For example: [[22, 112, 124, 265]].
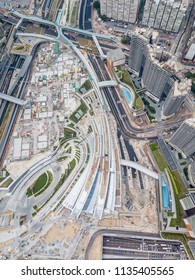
[[173, 79, 192, 96], [185, 43, 195, 60], [180, 195, 195, 210], [186, 118, 195, 127], [107, 48, 125, 62], [186, 215, 195, 236]]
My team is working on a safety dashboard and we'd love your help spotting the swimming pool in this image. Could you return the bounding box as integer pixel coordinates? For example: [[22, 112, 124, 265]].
[[162, 176, 170, 209], [122, 87, 132, 104]]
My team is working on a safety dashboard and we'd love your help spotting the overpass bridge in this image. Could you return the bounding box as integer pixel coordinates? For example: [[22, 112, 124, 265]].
[[120, 159, 159, 180], [0, 93, 29, 107], [12, 11, 115, 42], [98, 80, 118, 88], [92, 35, 107, 58]]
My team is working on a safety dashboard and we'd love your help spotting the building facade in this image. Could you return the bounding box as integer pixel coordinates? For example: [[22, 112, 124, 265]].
[[142, 0, 188, 33], [162, 79, 191, 118], [129, 35, 173, 101], [169, 119, 195, 157], [101, 0, 140, 23]]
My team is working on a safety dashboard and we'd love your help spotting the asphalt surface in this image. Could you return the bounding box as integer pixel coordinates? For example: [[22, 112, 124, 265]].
[[0, 46, 38, 164], [88, 54, 158, 141], [79, 0, 92, 30]]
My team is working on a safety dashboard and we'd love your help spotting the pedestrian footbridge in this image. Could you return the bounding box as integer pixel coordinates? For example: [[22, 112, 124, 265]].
[[0, 93, 29, 107], [98, 80, 118, 88], [120, 159, 159, 179]]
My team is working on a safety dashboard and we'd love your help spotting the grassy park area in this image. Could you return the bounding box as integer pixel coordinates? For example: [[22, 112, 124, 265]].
[[70, 0, 78, 26], [161, 232, 194, 259], [119, 69, 144, 110], [79, 79, 92, 93], [149, 142, 187, 228], [69, 100, 88, 123], [27, 171, 53, 197]]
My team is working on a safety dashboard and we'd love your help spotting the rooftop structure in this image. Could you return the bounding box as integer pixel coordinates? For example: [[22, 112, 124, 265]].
[[181, 192, 195, 238], [185, 42, 195, 61], [188, 161, 195, 187], [142, 0, 188, 33], [184, 215, 195, 238], [129, 34, 173, 101], [169, 118, 195, 157], [101, 0, 140, 23], [107, 48, 125, 74]]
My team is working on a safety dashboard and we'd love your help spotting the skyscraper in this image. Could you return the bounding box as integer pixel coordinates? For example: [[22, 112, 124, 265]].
[[129, 34, 191, 117], [162, 80, 191, 118], [142, 0, 188, 33], [101, 0, 140, 23], [169, 119, 195, 157], [129, 35, 173, 101]]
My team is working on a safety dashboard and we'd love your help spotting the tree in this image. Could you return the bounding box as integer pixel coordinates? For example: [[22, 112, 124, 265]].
[[191, 82, 195, 94], [93, 1, 100, 10], [121, 36, 131, 45]]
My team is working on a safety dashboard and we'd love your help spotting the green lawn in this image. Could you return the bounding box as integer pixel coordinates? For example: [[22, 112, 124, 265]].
[[142, 98, 156, 114], [149, 143, 167, 172], [185, 72, 195, 94], [27, 171, 53, 197], [64, 128, 76, 140], [70, 0, 78, 26], [180, 161, 187, 166], [0, 177, 13, 188], [79, 79, 92, 93], [49, 0, 62, 21], [54, 158, 77, 193], [58, 156, 68, 162], [69, 100, 88, 123], [32, 173, 48, 194], [0, 168, 10, 183], [149, 142, 188, 228]]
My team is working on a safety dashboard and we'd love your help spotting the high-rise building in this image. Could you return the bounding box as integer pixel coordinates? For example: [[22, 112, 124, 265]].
[[162, 79, 191, 118], [101, 0, 140, 23], [129, 35, 174, 101], [129, 34, 191, 117], [142, 0, 188, 33], [169, 119, 195, 157]]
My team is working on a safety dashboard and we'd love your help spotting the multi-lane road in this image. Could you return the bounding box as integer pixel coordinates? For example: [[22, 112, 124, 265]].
[[88, 55, 186, 141], [79, 0, 93, 30]]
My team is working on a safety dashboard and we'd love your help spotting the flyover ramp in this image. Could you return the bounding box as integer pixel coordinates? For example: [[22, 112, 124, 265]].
[[92, 35, 107, 58], [120, 159, 159, 179]]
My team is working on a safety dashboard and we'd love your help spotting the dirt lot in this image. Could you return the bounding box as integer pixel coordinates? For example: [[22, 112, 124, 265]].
[[89, 235, 102, 260], [42, 221, 80, 244]]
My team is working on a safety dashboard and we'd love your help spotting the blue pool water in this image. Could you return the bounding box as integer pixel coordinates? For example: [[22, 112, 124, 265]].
[[122, 87, 132, 104], [162, 176, 170, 209]]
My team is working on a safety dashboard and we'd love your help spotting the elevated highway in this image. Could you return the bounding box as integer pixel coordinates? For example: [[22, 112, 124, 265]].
[[92, 35, 107, 58], [12, 11, 115, 42]]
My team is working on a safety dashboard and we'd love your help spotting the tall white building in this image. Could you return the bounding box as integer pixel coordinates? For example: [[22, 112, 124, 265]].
[[142, 0, 188, 33], [101, 0, 140, 23]]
